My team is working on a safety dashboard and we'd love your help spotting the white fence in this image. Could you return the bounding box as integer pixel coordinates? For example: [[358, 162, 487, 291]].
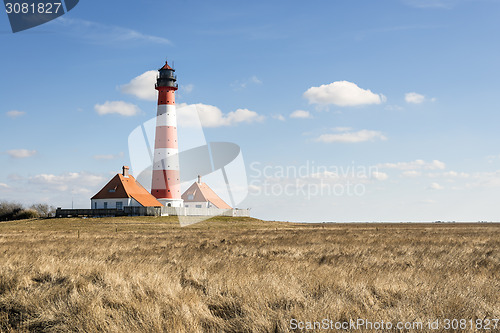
[[161, 207, 250, 217]]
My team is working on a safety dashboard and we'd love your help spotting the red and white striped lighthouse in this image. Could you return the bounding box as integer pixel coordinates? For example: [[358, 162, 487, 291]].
[[151, 60, 183, 207]]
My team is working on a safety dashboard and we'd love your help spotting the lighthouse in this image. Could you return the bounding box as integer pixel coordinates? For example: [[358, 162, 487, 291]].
[[151, 60, 183, 207]]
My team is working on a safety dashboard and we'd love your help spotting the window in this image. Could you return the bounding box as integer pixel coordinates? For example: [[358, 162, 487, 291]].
[[104, 202, 108, 209], [109, 189, 115, 193], [196, 205, 202, 208], [116, 202, 123, 210], [187, 194, 194, 200], [94, 202, 97, 209]]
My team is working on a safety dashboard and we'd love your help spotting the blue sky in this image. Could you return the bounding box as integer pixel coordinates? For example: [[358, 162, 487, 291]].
[[1, 0, 500, 222]]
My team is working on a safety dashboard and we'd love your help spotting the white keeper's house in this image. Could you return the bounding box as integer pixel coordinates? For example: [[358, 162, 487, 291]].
[[91, 166, 162, 209]]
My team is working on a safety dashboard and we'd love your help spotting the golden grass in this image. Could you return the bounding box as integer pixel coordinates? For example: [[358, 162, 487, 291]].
[[0, 217, 498, 332]]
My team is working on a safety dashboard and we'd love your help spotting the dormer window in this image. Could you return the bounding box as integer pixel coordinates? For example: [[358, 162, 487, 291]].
[[187, 194, 194, 200]]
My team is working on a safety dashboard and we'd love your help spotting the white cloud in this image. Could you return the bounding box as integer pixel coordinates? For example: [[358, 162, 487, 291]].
[[28, 172, 106, 193], [231, 75, 262, 90], [0, 183, 9, 189], [372, 171, 389, 181], [401, 170, 422, 178], [181, 84, 194, 94], [486, 154, 500, 163], [6, 171, 112, 207], [428, 171, 470, 178], [444, 171, 467, 178], [93, 152, 124, 160], [430, 160, 446, 170], [94, 101, 141, 117], [405, 92, 426, 104], [304, 81, 386, 106], [50, 17, 171, 45], [255, 168, 381, 192], [465, 170, 500, 189], [250, 76, 262, 84], [6, 149, 37, 158], [226, 108, 264, 124], [315, 130, 387, 143], [378, 159, 446, 170], [428, 182, 444, 190], [177, 103, 265, 127], [332, 127, 352, 132], [272, 114, 286, 121], [309, 171, 340, 179], [6, 110, 25, 118], [290, 110, 312, 119], [119, 70, 157, 101], [248, 184, 262, 193], [8, 174, 23, 181], [93, 155, 115, 160], [405, 92, 437, 104], [403, 0, 455, 9]]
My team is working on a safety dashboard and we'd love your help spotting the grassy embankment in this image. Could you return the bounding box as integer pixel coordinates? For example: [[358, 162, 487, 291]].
[[0, 217, 498, 332]]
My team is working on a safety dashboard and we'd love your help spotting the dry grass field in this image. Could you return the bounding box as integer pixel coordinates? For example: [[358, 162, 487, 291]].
[[0, 217, 498, 332]]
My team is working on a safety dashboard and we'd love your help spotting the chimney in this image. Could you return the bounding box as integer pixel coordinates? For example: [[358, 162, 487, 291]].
[[122, 166, 129, 177], [197, 175, 201, 184]]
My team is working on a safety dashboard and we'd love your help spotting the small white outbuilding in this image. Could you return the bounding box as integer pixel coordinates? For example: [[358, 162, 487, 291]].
[[181, 176, 232, 209]]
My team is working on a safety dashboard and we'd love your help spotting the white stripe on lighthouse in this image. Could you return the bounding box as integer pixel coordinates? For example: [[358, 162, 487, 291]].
[[152, 148, 179, 170], [156, 105, 177, 127]]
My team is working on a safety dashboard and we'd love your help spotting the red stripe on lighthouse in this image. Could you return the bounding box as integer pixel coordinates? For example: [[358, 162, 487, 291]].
[[151, 170, 181, 198], [154, 126, 178, 149], [157, 90, 176, 105]]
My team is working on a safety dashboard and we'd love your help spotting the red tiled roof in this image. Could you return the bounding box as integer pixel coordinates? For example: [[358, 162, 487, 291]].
[[181, 181, 232, 209], [160, 61, 173, 70], [91, 174, 162, 207]]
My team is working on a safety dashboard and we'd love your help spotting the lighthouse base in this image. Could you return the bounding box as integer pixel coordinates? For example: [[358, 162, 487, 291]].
[[158, 198, 184, 208]]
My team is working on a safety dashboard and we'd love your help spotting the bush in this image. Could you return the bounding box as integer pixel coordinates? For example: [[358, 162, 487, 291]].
[[0, 201, 23, 221], [0, 202, 48, 221], [13, 209, 40, 220], [30, 203, 56, 218]]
